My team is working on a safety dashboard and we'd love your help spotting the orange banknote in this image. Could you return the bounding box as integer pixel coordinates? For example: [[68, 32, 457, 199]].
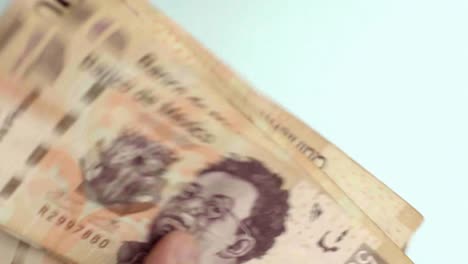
[[0, 0, 418, 263], [0, 232, 63, 264], [127, 0, 423, 249]]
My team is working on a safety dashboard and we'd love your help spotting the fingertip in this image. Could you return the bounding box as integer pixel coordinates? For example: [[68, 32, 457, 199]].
[[144, 231, 199, 264]]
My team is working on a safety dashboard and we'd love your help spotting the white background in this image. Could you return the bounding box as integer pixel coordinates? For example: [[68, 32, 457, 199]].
[[153, 0, 468, 263]]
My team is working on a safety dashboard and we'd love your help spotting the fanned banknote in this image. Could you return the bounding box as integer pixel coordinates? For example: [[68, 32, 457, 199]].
[[0, 232, 63, 264], [125, 0, 423, 249], [0, 0, 418, 263]]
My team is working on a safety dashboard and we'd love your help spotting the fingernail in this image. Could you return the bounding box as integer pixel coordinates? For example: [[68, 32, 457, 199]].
[[175, 236, 199, 264]]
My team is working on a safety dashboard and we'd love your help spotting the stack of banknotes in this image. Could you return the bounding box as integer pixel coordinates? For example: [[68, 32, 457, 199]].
[[0, 0, 422, 263]]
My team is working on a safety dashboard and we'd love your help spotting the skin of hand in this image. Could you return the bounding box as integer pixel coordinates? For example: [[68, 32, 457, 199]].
[[144, 231, 199, 264]]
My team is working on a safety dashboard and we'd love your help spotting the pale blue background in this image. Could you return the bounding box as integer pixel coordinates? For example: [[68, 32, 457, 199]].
[[152, 1, 467, 263], [0, 0, 466, 262]]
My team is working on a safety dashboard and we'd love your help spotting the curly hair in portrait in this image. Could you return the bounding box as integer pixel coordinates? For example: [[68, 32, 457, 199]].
[[80, 130, 178, 212], [199, 157, 290, 263]]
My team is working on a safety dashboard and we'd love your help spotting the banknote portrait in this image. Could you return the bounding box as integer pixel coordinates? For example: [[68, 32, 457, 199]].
[[117, 157, 290, 264], [79, 131, 178, 215]]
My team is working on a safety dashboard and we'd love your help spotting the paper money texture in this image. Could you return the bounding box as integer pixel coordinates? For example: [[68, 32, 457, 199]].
[[0, 0, 421, 263]]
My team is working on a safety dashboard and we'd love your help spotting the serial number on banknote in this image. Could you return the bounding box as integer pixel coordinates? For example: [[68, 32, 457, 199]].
[[37, 205, 111, 249]]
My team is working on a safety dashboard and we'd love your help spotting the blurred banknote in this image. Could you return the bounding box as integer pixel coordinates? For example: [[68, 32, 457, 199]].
[[0, 0, 420, 263], [0, 232, 63, 264], [127, 0, 423, 249]]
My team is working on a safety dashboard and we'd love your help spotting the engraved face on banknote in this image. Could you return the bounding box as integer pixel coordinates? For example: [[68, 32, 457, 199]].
[[79, 131, 178, 214], [117, 157, 290, 264]]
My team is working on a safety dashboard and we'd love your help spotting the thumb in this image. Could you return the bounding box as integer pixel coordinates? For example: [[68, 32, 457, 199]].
[[144, 231, 199, 264]]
